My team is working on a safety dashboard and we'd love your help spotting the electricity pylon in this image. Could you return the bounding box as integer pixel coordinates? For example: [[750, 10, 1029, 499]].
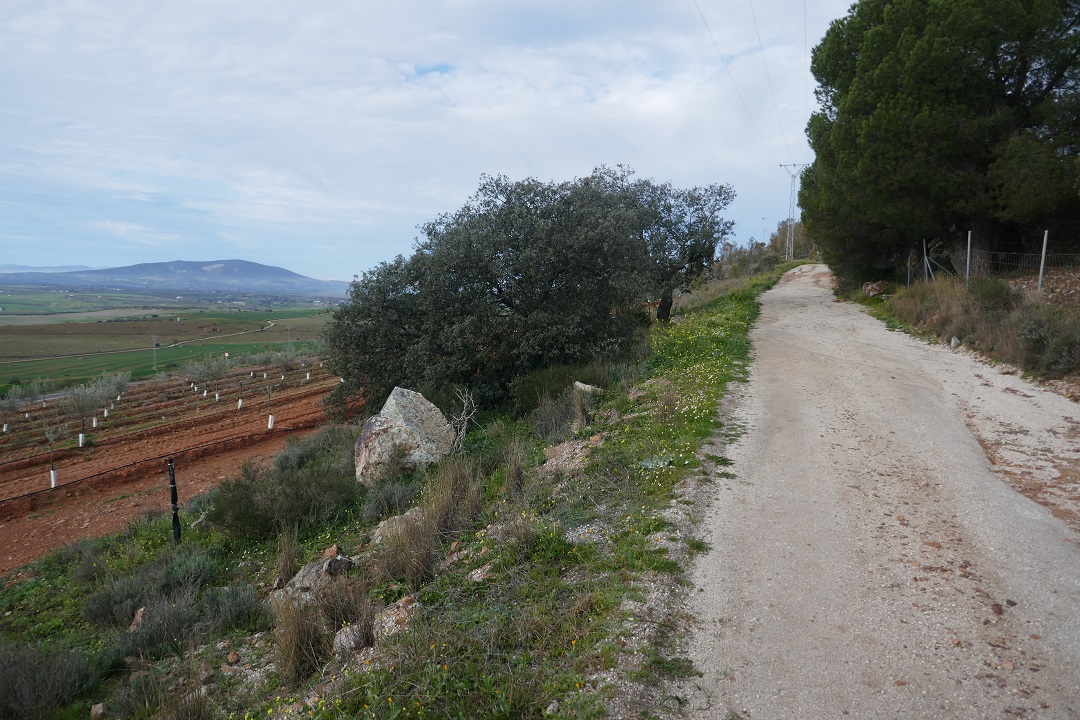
[[780, 163, 808, 260]]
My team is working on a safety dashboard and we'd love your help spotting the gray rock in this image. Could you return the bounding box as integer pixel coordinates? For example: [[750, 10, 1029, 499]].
[[573, 381, 602, 395], [270, 556, 347, 607], [332, 623, 372, 659], [355, 388, 454, 486], [370, 506, 426, 545]]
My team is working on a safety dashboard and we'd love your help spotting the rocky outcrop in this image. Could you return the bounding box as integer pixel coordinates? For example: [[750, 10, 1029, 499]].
[[862, 280, 888, 298], [270, 547, 354, 607], [370, 506, 426, 545], [355, 387, 455, 486]]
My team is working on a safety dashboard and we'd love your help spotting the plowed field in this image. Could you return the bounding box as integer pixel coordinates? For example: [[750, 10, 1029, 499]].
[[0, 367, 340, 575]]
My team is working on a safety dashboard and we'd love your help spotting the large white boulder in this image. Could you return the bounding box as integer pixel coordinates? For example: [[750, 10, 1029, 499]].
[[355, 387, 454, 486]]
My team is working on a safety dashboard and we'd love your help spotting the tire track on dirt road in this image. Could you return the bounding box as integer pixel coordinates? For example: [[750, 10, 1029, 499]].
[[676, 265, 1080, 719]]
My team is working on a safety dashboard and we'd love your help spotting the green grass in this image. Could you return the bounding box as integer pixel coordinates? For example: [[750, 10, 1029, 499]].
[[0, 341, 318, 393], [0, 264, 795, 719]]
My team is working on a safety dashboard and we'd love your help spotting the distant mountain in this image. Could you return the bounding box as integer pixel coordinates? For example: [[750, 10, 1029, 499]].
[[0, 263, 101, 273], [0, 259, 349, 296]]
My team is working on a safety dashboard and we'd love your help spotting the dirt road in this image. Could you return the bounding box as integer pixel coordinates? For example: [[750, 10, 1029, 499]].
[[678, 265, 1080, 719]]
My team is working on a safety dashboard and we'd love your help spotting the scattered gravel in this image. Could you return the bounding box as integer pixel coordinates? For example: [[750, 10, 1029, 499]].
[[670, 265, 1080, 719]]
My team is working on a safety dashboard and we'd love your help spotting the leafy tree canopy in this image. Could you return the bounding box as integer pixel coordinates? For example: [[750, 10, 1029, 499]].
[[801, 0, 1080, 281], [321, 168, 734, 413]]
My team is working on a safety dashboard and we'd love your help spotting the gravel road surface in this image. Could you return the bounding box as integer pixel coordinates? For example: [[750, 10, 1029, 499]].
[[677, 265, 1080, 719]]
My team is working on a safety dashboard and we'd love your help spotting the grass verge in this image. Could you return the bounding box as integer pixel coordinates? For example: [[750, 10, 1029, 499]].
[[0, 264, 795, 719]]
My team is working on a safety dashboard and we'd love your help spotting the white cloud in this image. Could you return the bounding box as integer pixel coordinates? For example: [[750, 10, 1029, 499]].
[[0, 0, 852, 279], [92, 220, 181, 246]]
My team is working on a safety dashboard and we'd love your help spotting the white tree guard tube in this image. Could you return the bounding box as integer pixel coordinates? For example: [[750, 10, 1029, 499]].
[[267, 414, 275, 430]]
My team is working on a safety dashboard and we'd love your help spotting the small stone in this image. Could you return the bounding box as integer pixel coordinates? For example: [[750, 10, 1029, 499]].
[[323, 544, 340, 559], [90, 702, 107, 720], [545, 700, 561, 716], [1005, 599, 1017, 607], [1002, 660, 1015, 670], [227, 651, 241, 664], [129, 607, 146, 632], [991, 603, 1004, 616]]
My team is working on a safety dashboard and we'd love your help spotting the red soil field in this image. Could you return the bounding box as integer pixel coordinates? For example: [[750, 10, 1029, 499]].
[[0, 368, 342, 576]]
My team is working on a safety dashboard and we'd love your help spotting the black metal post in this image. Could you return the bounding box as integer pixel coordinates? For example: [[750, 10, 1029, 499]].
[[168, 458, 181, 544]]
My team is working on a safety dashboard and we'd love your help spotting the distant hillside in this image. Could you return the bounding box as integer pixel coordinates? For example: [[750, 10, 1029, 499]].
[[0, 259, 349, 296]]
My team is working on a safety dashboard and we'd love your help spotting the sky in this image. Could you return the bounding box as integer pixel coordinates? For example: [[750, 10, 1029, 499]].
[[1, 0, 853, 282]]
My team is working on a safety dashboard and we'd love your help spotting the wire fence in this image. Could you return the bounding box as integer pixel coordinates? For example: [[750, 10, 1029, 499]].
[[899, 233, 1080, 294], [968, 249, 1080, 278]]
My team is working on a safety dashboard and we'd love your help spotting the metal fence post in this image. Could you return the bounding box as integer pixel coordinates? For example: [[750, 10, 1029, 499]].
[[168, 458, 181, 544], [1037, 230, 1048, 294], [966, 230, 972, 290]]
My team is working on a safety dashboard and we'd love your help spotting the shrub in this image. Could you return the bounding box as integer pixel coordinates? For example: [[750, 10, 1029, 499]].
[[316, 578, 377, 639], [199, 585, 270, 634], [83, 574, 145, 627], [276, 526, 301, 584], [374, 513, 439, 587], [126, 585, 201, 658], [57, 537, 109, 585], [528, 388, 577, 442], [362, 479, 420, 523], [274, 596, 328, 685], [511, 364, 609, 415], [208, 460, 359, 539], [155, 548, 219, 595], [424, 457, 482, 537], [503, 437, 528, 498], [374, 458, 482, 587], [968, 277, 1015, 309], [274, 426, 353, 473], [0, 641, 98, 720]]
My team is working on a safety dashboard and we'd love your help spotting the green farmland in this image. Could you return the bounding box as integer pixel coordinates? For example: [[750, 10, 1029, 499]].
[[0, 288, 335, 392]]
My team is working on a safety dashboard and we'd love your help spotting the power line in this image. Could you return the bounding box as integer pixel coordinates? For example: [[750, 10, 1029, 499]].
[[804, 0, 809, 120], [691, 0, 780, 166], [747, 0, 791, 156]]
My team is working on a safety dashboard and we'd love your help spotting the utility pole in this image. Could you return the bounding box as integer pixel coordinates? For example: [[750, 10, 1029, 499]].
[[780, 164, 808, 260]]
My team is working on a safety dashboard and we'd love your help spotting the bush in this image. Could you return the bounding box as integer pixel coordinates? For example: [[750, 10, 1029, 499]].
[[0, 641, 98, 720], [208, 460, 359, 540], [511, 363, 609, 415], [968, 277, 1015, 309], [199, 585, 271, 634], [886, 277, 1080, 378], [374, 512, 439, 587], [316, 578, 377, 638], [126, 585, 201, 658], [528, 388, 577, 442], [83, 574, 145, 627], [424, 458, 482, 537], [274, 597, 328, 685], [374, 458, 482, 587], [274, 426, 353, 474], [276, 526, 301, 584], [57, 537, 109, 585], [362, 479, 420, 523]]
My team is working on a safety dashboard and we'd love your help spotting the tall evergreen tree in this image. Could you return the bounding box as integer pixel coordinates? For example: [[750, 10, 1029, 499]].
[[802, 0, 1080, 280]]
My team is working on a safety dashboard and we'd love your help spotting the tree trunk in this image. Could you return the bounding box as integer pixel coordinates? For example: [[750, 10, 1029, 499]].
[[657, 286, 674, 322]]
